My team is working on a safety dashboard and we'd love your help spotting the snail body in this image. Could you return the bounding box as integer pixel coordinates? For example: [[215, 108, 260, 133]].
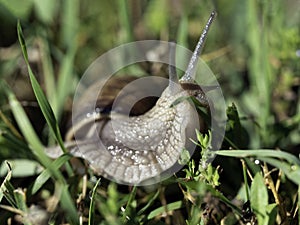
[[47, 12, 217, 185]]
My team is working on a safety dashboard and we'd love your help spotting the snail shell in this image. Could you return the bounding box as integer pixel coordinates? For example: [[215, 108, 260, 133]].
[[46, 12, 217, 185]]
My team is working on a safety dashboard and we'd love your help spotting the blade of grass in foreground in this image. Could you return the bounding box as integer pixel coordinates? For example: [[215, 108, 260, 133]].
[[15, 22, 79, 224], [31, 154, 72, 194], [216, 150, 300, 185], [122, 185, 137, 222], [88, 178, 101, 225], [216, 150, 300, 166], [137, 189, 160, 216], [7, 91, 78, 223], [0, 162, 21, 208], [0, 161, 12, 203], [147, 200, 182, 220], [17, 21, 74, 178], [6, 88, 63, 181], [17, 21, 66, 154]]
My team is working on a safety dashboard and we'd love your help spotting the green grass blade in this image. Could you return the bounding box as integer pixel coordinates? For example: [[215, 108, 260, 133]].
[[137, 189, 160, 216], [6, 86, 64, 182], [0, 161, 12, 203], [88, 178, 101, 225], [17, 21, 66, 153], [297, 185, 300, 221], [55, 48, 76, 119], [59, 0, 79, 49], [5, 87, 43, 151], [0, 159, 42, 177], [53, 0, 78, 119], [1, 162, 17, 207], [122, 185, 137, 222], [1, 131, 32, 157], [31, 154, 72, 195], [147, 200, 182, 220], [16, 20, 78, 225], [117, 0, 134, 43], [250, 173, 268, 225], [241, 160, 250, 202], [216, 150, 300, 185], [13, 189, 28, 213], [59, 184, 79, 225], [38, 33, 57, 112], [8, 92, 43, 153], [215, 150, 300, 166]]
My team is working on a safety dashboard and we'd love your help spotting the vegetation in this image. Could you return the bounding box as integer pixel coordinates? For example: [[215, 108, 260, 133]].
[[0, 0, 299, 224]]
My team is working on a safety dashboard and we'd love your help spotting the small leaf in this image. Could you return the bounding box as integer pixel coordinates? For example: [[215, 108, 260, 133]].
[[225, 103, 249, 148], [0, 161, 12, 203], [178, 148, 191, 165], [0, 159, 43, 177], [147, 201, 182, 219], [14, 188, 28, 213], [266, 203, 277, 225], [250, 173, 268, 225]]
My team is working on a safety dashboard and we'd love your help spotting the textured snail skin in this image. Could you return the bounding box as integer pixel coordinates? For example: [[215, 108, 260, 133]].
[[76, 84, 201, 184], [45, 80, 205, 184]]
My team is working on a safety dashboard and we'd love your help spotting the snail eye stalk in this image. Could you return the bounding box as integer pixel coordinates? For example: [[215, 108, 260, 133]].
[[180, 11, 216, 82]]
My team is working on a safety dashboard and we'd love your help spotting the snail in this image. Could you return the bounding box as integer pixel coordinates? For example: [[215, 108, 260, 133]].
[[46, 12, 217, 185]]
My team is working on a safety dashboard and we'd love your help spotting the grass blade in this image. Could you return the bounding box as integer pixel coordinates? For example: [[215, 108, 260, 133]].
[[31, 154, 72, 194], [122, 185, 137, 222], [216, 150, 300, 185], [6, 86, 64, 182], [250, 173, 268, 225], [37, 34, 57, 113], [216, 150, 300, 166], [0, 161, 12, 203], [147, 200, 182, 220], [137, 189, 160, 216], [59, 184, 79, 225], [17, 21, 66, 153], [88, 178, 101, 225]]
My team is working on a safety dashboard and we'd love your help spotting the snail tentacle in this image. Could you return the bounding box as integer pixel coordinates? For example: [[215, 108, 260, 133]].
[[180, 11, 216, 82]]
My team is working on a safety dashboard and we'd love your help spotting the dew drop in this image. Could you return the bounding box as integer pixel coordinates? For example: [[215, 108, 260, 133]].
[[254, 159, 260, 165], [291, 165, 297, 171]]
